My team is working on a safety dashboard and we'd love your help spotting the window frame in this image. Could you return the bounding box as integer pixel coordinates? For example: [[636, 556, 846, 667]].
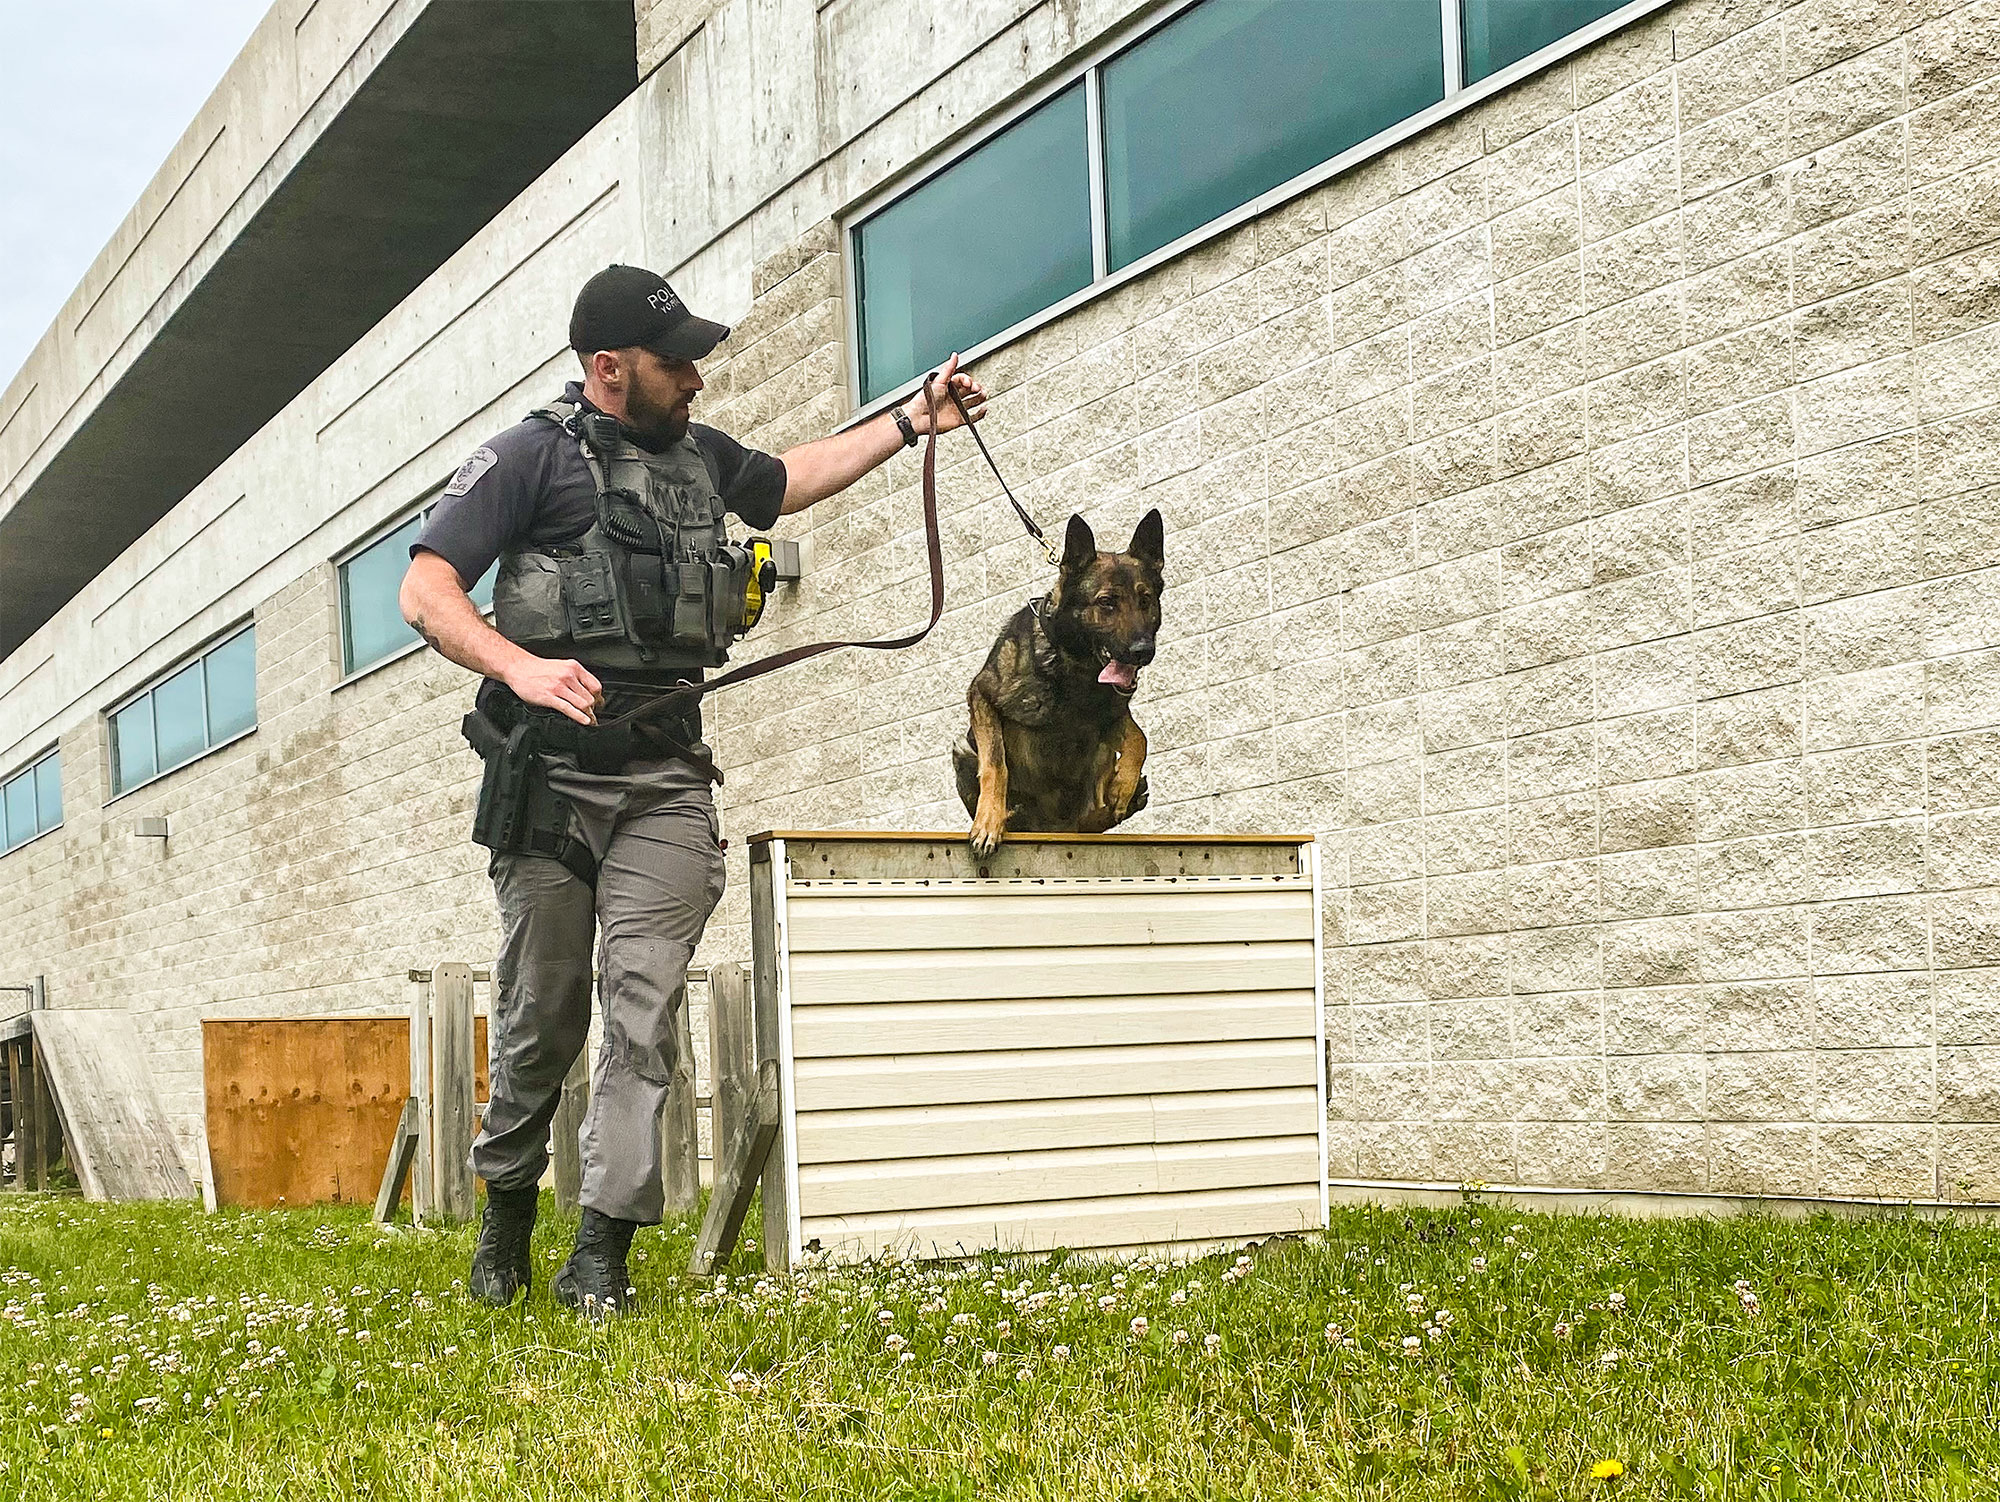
[[0, 747, 61, 857], [105, 620, 259, 803], [840, 0, 1672, 424], [331, 478, 493, 690]]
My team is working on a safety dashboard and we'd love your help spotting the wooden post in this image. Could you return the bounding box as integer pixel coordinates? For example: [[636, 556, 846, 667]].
[[372, 1097, 421, 1224], [552, 1048, 589, 1216], [4, 1040, 24, 1189], [409, 974, 433, 1223], [431, 963, 476, 1224], [690, 959, 778, 1276], [661, 978, 700, 1215], [28, 1033, 54, 1191], [752, 854, 791, 1274]]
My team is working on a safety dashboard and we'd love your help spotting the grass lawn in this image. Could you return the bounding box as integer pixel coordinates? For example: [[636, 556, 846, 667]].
[[0, 1194, 1996, 1499]]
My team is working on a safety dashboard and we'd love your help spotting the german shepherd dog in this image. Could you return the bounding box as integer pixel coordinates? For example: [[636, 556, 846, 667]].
[[954, 510, 1164, 856]]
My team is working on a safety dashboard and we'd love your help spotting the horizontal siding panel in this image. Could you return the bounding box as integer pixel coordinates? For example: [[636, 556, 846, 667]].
[[794, 1087, 1322, 1165], [801, 1184, 1324, 1261], [798, 1136, 1322, 1216], [789, 990, 1317, 1056], [790, 1038, 1319, 1111], [785, 885, 1314, 953], [786, 939, 1316, 1004]]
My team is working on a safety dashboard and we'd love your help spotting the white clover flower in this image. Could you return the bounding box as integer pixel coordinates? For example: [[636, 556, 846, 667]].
[[1129, 1316, 1149, 1338], [982, 1350, 1000, 1368], [1324, 1323, 1342, 1344], [1170, 1291, 1188, 1307], [883, 1333, 907, 1352], [1202, 1334, 1221, 1352], [1502, 1235, 1517, 1247], [1470, 1256, 1487, 1273], [1554, 1321, 1572, 1338], [1051, 1345, 1071, 1363], [951, 1312, 977, 1328], [1606, 1292, 1626, 1312], [898, 1351, 914, 1364], [1520, 1250, 1536, 1262], [1015, 1366, 1032, 1382], [1402, 1336, 1422, 1353], [1172, 1329, 1190, 1347], [1098, 1295, 1118, 1312], [1599, 1348, 1621, 1369], [996, 1319, 1011, 1337]]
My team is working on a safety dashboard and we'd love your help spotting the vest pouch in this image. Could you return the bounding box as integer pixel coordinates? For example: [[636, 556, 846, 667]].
[[671, 562, 710, 649], [559, 551, 623, 642], [619, 550, 670, 637], [492, 553, 567, 645]]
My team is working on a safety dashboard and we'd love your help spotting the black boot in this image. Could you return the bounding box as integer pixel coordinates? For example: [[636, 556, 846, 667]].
[[553, 1208, 640, 1318], [468, 1184, 539, 1307]]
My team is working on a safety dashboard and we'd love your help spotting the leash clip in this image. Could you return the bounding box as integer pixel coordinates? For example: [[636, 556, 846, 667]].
[[928, 367, 1061, 572]]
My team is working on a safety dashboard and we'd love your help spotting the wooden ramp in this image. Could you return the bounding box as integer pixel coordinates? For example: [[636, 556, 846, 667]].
[[33, 1011, 191, 1200]]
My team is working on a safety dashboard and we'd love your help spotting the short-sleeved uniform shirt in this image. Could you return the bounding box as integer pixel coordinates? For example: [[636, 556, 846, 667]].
[[414, 381, 787, 587]]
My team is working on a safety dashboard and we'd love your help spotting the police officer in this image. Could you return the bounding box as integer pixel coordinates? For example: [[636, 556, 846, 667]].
[[400, 264, 985, 1314]]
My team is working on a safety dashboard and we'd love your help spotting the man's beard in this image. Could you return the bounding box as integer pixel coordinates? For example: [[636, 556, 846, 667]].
[[626, 389, 692, 444]]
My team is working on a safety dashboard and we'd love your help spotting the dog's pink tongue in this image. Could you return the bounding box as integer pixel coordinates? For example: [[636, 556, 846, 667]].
[[1099, 660, 1137, 690]]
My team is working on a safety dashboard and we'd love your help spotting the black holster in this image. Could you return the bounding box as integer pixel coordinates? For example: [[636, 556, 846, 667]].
[[463, 707, 599, 888]]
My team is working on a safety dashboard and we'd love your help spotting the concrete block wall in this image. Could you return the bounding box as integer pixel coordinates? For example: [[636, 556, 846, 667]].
[[689, 0, 2000, 1200]]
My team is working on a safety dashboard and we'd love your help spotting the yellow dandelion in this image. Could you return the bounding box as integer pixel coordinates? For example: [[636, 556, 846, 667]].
[[1590, 1459, 1625, 1480], [99, 1427, 114, 1439]]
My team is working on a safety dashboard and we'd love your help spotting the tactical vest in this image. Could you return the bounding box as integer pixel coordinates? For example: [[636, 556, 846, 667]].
[[491, 398, 771, 677]]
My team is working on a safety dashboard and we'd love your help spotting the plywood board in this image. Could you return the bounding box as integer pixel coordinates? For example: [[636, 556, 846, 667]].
[[33, 1010, 190, 1201], [203, 1017, 487, 1209]]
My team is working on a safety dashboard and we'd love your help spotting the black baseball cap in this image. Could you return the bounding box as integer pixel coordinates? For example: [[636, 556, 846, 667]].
[[569, 264, 731, 361]]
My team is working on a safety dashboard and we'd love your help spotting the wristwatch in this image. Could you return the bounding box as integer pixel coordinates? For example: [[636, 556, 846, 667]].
[[890, 406, 919, 448]]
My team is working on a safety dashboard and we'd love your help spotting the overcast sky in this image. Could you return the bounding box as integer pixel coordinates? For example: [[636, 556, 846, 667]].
[[0, 1, 272, 386]]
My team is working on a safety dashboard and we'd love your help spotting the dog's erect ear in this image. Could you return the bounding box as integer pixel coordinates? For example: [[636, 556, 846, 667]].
[[1128, 508, 1164, 573], [1061, 514, 1098, 575]]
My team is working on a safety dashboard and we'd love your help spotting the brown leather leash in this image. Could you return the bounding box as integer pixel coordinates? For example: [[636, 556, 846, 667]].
[[590, 373, 951, 736]]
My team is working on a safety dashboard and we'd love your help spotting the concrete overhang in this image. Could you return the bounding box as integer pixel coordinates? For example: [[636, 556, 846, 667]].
[[0, 0, 636, 661]]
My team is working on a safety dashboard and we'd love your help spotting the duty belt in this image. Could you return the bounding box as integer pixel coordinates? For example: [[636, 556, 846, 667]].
[[476, 682, 722, 786]]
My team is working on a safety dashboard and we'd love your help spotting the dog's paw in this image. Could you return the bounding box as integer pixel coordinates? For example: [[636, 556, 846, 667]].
[[1125, 774, 1150, 818], [968, 811, 1007, 858]]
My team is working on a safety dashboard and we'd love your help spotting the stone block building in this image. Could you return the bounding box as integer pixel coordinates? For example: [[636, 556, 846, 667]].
[[1, 0, 1995, 1203]]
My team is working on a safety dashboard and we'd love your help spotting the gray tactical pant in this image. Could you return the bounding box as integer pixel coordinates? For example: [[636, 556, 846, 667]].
[[468, 750, 725, 1224]]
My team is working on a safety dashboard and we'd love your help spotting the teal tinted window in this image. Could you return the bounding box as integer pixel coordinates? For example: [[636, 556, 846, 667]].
[[34, 754, 61, 833], [341, 515, 423, 673], [204, 627, 258, 742], [1103, 0, 1444, 270], [152, 660, 208, 773], [855, 83, 1092, 403], [1462, 0, 1629, 81], [113, 697, 156, 794], [4, 775, 33, 851], [110, 625, 256, 796], [340, 508, 494, 675]]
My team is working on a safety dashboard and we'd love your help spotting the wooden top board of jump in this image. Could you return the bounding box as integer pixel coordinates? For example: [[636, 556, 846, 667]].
[[752, 832, 1328, 1265], [750, 830, 1315, 883], [202, 1016, 487, 1209]]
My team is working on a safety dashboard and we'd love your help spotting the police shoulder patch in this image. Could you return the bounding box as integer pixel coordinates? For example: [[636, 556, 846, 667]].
[[444, 446, 499, 497]]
